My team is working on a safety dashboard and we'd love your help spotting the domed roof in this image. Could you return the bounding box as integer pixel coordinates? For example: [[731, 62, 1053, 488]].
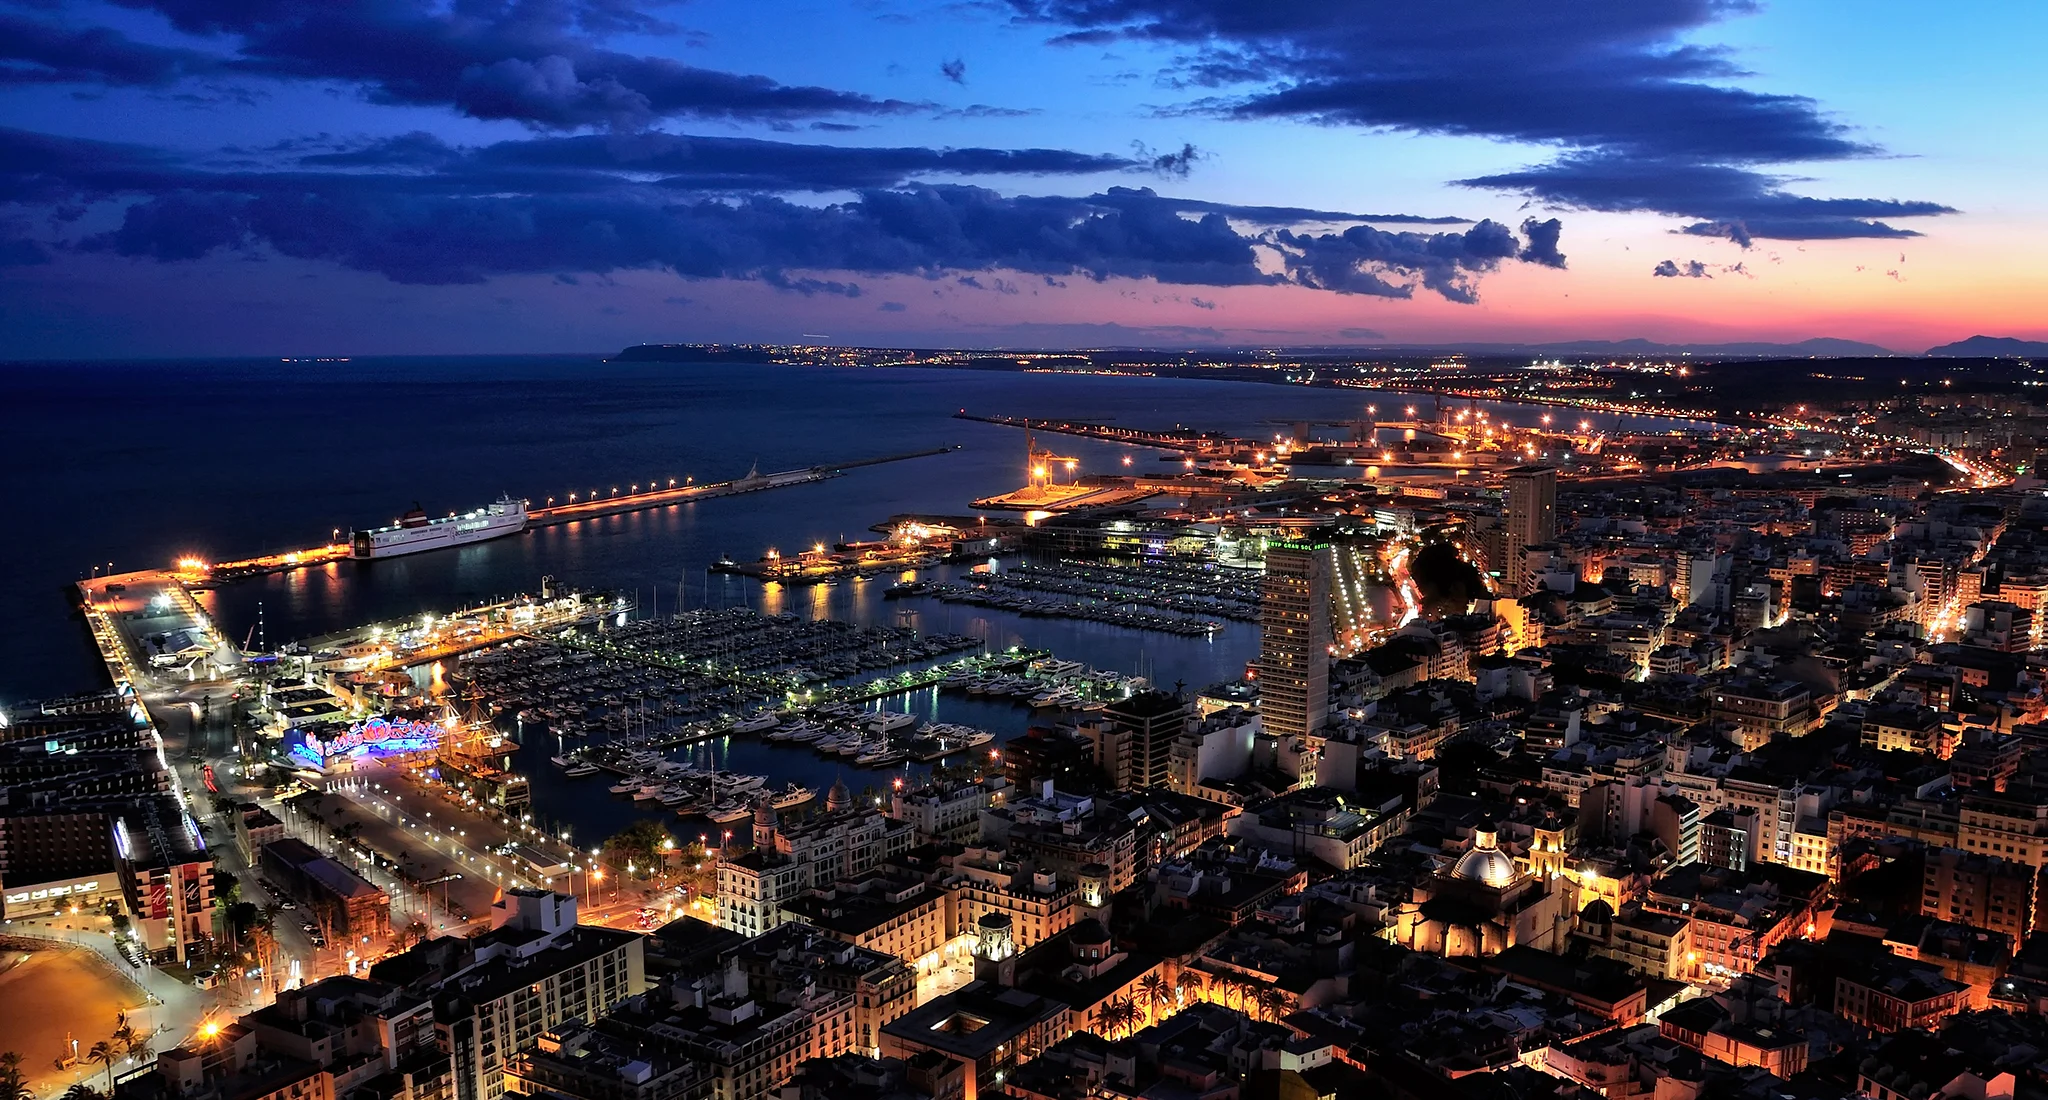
[[753, 799, 779, 828], [826, 773, 851, 813], [1451, 846, 1518, 888], [1449, 819, 1518, 888]]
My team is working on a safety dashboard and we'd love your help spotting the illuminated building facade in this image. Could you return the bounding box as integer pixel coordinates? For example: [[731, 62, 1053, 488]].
[[1502, 465, 1558, 597], [1258, 540, 1333, 740]]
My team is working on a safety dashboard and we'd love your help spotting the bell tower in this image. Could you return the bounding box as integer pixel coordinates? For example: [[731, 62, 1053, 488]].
[[1078, 862, 1110, 925], [973, 912, 1017, 987]]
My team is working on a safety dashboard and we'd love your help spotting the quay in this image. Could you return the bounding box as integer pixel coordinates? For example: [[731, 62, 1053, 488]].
[[527, 445, 961, 528], [182, 445, 961, 584], [953, 412, 1225, 452]]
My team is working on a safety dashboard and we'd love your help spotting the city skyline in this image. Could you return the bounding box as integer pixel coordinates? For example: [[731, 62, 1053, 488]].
[[3, 1, 2044, 357]]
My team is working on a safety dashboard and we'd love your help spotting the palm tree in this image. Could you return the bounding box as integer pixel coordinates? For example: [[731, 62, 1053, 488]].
[[1256, 987, 1290, 1023], [1098, 995, 1136, 1039], [121, 1022, 154, 1066], [63, 1085, 108, 1100], [85, 1041, 116, 1091], [0, 1052, 33, 1100], [1172, 968, 1204, 1008], [1139, 973, 1171, 1022]]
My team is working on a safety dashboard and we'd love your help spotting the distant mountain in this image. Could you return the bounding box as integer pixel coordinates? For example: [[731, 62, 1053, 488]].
[[1395, 336, 1898, 357], [1924, 335, 2048, 357]]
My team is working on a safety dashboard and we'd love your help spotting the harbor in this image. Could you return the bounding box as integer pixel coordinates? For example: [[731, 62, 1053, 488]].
[[26, 365, 1418, 875]]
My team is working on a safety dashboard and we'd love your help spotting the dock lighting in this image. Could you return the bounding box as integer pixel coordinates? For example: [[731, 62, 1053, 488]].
[[814, 543, 825, 554], [1183, 458, 1195, 469], [1033, 465, 1047, 478], [1122, 455, 1133, 466], [669, 478, 676, 486], [1579, 420, 1591, 431]]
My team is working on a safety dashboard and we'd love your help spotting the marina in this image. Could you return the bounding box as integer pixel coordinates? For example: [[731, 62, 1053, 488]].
[[889, 557, 1261, 635], [452, 626, 1144, 826]]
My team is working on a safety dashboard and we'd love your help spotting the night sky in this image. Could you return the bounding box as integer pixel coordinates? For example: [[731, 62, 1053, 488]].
[[1, 0, 2041, 356]]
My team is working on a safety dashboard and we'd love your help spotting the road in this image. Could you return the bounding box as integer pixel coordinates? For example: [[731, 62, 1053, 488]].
[[307, 762, 664, 929]]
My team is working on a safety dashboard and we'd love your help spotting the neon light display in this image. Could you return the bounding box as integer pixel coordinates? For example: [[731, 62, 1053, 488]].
[[291, 716, 441, 766]]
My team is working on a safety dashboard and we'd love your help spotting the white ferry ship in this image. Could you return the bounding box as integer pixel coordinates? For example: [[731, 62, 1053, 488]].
[[350, 497, 528, 559]]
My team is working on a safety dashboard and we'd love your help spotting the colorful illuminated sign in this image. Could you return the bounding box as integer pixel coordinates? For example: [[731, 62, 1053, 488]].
[[292, 716, 441, 766]]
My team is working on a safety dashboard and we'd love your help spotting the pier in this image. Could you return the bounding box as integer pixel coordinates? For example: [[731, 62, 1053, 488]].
[[527, 445, 960, 527], [953, 412, 1229, 452], [187, 445, 961, 583]]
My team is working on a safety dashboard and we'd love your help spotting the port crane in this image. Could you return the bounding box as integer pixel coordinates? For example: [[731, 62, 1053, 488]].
[[1023, 423, 1081, 488]]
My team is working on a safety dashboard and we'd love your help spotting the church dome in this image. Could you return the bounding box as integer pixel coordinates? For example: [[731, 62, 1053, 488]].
[[826, 773, 851, 813], [1449, 820, 1518, 888], [753, 799, 779, 829]]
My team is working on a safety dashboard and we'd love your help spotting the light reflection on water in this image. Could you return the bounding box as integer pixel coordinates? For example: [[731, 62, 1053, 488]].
[[5, 355, 1678, 839]]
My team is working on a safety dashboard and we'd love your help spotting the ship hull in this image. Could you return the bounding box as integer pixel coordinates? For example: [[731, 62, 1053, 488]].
[[351, 500, 527, 559]]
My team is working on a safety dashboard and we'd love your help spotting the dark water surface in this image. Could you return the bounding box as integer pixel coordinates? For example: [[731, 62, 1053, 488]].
[[2, 356, 1657, 838], [3, 357, 1423, 695]]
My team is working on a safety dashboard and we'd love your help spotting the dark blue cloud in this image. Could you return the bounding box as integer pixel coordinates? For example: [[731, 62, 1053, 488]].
[[1138, 141, 1199, 179], [1652, 259, 1711, 278], [301, 130, 1147, 191], [1465, 155, 1955, 244], [1090, 186, 1467, 226], [0, 12, 217, 86], [0, 236, 52, 266], [1007, 0, 1952, 241], [1518, 218, 1566, 268], [2, 127, 1560, 300], [78, 0, 914, 128], [1273, 220, 1526, 304]]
